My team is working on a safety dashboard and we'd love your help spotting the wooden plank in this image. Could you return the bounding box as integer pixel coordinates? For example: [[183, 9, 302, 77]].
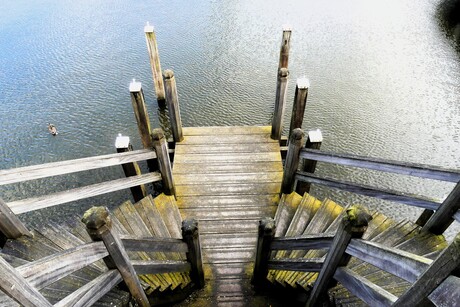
[[180, 134, 278, 145], [176, 183, 281, 197], [333, 267, 398, 306], [121, 237, 188, 253], [174, 152, 281, 164], [274, 192, 303, 237], [132, 260, 191, 275], [300, 148, 460, 182], [174, 172, 283, 185], [200, 233, 257, 249], [268, 258, 323, 272], [202, 247, 255, 264], [428, 275, 460, 306], [270, 233, 334, 251], [54, 270, 122, 307], [346, 239, 432, 283], [0, 149, 156, 186], [454, 210, 460, 223], [180, 206, 276, 220], [0, 198, 30, 239], [174, 143, 279, 154], [197, 219, 260, 234], [296, 172, 441, 210], [8, 172, 162, 214], [176, 195, 280, 209], [173, 162, 283, 174], [182, 126, 271, 136], [17, 242, 108, 289]]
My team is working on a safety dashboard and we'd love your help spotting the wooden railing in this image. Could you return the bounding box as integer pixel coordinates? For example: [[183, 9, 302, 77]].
[[282, 128, 460, 235], [0, 207, 204, 307]]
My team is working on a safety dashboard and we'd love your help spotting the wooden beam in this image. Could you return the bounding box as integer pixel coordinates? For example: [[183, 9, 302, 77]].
[[281, 128, 304, 194], [131, 260, 190, 275], [268, 258, 323, 272], [0, 255, 52, 307], [300, 148, 460, 182], [428, 275, 460, 306], [422, 182, 460, 235], [270, 233, 334, 250], [151, 128, 176, 196], [182, 219, 205, 289], [163, 69, 184, 142], [8, 172, 162, 214], [130, 79, 153, 149], [271, 68, 289, 140], [144, 22, 165, 103], [346, 239, 432, 283], [306, 205, 372, 307], [0, 198, 30, 240], [333, 267, 398, 306], [278, 25, 292, 70], [296, 172, 441, 210], [297, 129, 323, 194], [0, 149, 156, 186], [121, 236, 188, 253], [288, 78, 309, 137], [82, 206, 149, 307]]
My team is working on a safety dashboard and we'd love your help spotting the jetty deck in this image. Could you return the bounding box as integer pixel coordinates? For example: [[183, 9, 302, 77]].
[[173, 126, 283, 305]]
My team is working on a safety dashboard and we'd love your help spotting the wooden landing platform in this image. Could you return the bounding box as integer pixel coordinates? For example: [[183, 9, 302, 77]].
[[173, 126, 283, 305]]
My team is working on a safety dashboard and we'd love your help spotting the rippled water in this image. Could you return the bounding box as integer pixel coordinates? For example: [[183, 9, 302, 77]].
[[1, 0, 459, 236]]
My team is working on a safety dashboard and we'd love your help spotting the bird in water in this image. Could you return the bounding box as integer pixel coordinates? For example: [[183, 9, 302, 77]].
[[48, 123, 58, 136]]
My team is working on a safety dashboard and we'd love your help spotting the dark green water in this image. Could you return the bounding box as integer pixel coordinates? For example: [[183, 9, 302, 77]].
[[0, 0, 459, 236]]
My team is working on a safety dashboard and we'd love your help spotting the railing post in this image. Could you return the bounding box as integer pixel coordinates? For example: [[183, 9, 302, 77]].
[[306, 205, 372, 307], [0, 198, 30, 245], [271, 68, 289, 141], [278, 25, 292, 70], [144, 22, 166, 105], [252, 217, 276, 291], [422, 182, 460, 235], [151, 128, 176, 197], [82, 206, 149, 307], [163, 69, 184, 142], [182, 219, 204, 289], [129, 79, 152, 149], [289, 78, 310, 140], [281, 128, 304, 194], [296, 129, 323, 195], [115, 134, 147, 202]]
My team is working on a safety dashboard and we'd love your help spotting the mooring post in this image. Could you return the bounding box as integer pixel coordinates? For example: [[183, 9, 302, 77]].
[[0, 198, 30, 246], [151, 128, 176, 197], [129, 79, 152, 149], [271, 68, 290, 141], [82, 206, 149, 307], [115, 134, 147, 202], [289, 78, 310, 140], [252, 217, 276, 291], [163, 69, 184, 142], [144, 22, 165, 105], [281, 128, 304, 194], [278, 25, 292, 70], [182, 219, 205, 289], [306, 205, 372, 307], [296, 129, 323, 195]]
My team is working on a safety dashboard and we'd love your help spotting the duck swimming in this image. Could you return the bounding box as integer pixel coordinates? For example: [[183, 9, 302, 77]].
[[48, 123, 58, 136]]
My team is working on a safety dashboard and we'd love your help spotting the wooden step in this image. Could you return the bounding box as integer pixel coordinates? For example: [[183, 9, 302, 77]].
[[274, 192, 303, 237]]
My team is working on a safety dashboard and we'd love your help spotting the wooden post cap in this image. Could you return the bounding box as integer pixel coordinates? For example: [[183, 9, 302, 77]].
[[182, 219, 198, 237], [163, 69, 175, 80], [259, 217, 276, 235], [144, 21, 154, 33], [82, 206, 111, 230], [129, 79, 142, 92], [290, 128, 304, 142], [151, 128, 165, 141], [115, 134, 130, 149], [296, 78, 310, 89], [308, 129, 323, 143], [345, 205, 372, 229], [278, 68, 289, 78]]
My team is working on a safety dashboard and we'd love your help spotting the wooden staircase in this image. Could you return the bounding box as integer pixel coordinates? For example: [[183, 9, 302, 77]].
[[0, 193, 193, 306], [265, 191, 449, 305]]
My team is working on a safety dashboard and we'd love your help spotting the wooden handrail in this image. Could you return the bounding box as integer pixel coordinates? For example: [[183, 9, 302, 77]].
[[300, 148, 460, 182], [270, 233, 334, 251], [0, 149, 157, 186]]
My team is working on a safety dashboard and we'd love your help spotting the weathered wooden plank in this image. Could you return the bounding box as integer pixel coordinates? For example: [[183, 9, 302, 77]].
[[270, 233, 334, 251], [54, 269, 122, 307], [153, 193, 182, 239], [200, 233, 257, 249], [174, 142, 280, 154], [202, 247, 255, 264], [0, 255, 53, 307], [274, 192, 303, 237], [152, 129, 176, 196], [454, 210, 460, 223], [296, 172, 441, 210], [174, 172, 283, 185], [300, 148, 460, 182], [17, 242, 108, 289], [0, 149, 156, 186], [176, 183, 281, 197], [182, 126, 271, 136], [121, 237, 188, 253], [173, 162, 283, 174], [180, 207, 276, 220], [346, 239, 432, 283], [333, 267, 398, 306], [174, 152, 281, 164], [180, 134, 278, 145], [132, 260, 190, 275], [8, 172, 162, 214], [0, 198, 30, 239], [176, 195, 280, 209], [197, 219, 260, 234], [268, 258, 323, 272], [428, 275, 460, 306]]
